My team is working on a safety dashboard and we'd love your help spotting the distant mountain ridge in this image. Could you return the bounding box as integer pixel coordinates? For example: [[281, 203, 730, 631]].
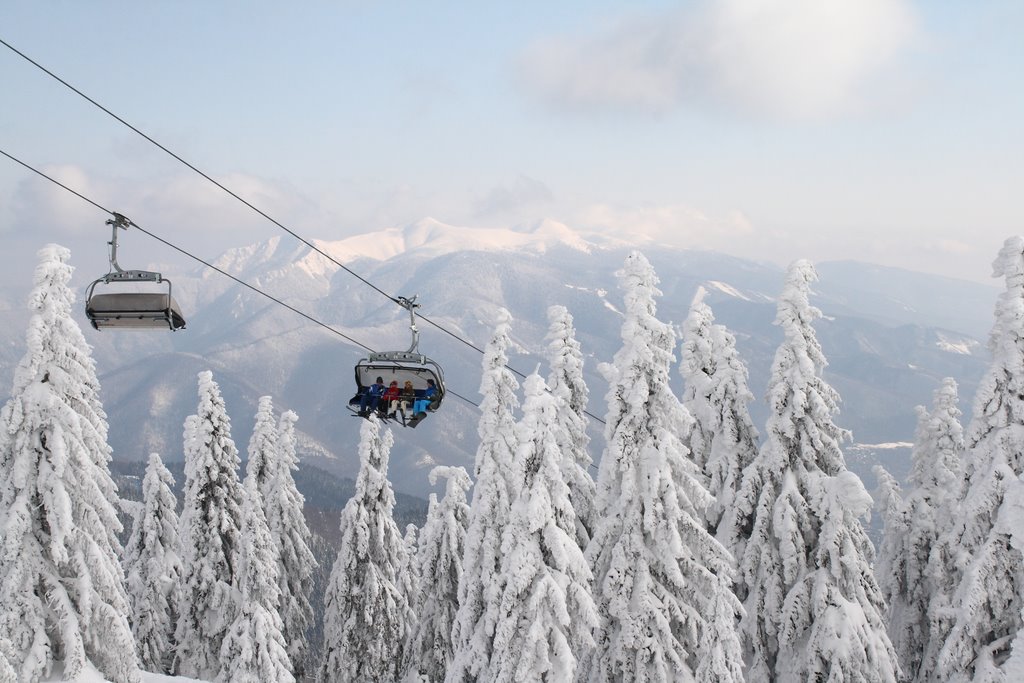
[[0, 219, 999, 499]]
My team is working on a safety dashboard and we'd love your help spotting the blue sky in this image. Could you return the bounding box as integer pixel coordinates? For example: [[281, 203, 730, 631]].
[[1, 0, 1022, 286]]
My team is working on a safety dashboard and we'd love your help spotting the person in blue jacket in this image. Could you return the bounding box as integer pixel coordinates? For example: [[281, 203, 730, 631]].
[[359, 377, 386, 415], [412, 378, 438, 417]]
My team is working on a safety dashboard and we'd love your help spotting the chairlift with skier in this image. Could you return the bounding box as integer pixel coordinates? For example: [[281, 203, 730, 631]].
[[349, 296, 444, 427]]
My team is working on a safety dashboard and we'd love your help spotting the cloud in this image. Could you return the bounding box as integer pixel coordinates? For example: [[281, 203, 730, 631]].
[[2, 164, 330, 285], [573, 202, 756, 251], [519, 0, 918, 119], [473, 175, 555, 220], [9, 165, 105, 237]]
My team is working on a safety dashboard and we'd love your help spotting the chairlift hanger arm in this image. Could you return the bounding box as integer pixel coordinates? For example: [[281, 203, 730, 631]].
[[394, 294, 421, 355]]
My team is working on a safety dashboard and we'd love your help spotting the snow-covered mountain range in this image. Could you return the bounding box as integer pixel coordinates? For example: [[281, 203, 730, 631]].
[[0, 218, 999, 498]]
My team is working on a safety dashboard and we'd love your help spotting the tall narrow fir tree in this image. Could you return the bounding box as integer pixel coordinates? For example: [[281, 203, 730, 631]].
[[403, 466, 471, 682], [124, 453, 182, 674], [580, 252, 743, 683], [271, 409, 317, 679], [938, 237, 1024, 680], [174, 371, 245, 680], [874, 379, 964, 681], [680, 293, 759, 540], [0, 245, 140, 683], [725, 260, 896, 681], [489, 372, 598, 682], [448, 309, 520, 683], [545, 304, 596, 550], [320, 416, 414, 681]]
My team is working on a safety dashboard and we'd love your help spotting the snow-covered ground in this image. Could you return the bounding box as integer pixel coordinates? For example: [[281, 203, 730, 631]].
[[43, 663, 205, 683]]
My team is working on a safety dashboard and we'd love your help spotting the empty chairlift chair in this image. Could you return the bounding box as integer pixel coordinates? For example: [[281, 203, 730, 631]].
[[84, 213, 186, 331]]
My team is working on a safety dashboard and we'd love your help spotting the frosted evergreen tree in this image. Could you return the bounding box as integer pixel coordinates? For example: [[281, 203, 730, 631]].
[[0, 644, 14, 683], [489, 372, 598, 682], [246, 396, 278, 501], [270, 409, 317, 679], [401, 524, 421, 611], [124, 453, 182, 674], [579, 251, 743, 683], [174, 371, 245, 680], [937, 237, 1024, 681], [545, 304, 596, 549], [404, 466, 471, 683], [448, 308, 520, 683], [217, 473, 294, 683], [320, 416, 414, 682], [874, 379, 964, 682], [724, 260, 896, 682], [680, 293, 759, 538], [0, 244, 140, 683]]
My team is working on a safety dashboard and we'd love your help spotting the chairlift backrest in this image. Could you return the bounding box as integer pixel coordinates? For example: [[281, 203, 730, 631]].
[[86, 284, 186, 331], [353, 353, 445, 406]]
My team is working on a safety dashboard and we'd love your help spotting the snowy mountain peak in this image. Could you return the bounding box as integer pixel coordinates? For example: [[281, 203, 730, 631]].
[[306, 217, 597, 266]]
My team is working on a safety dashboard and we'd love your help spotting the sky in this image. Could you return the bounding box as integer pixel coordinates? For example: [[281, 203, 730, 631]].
[[1, 0, 1022, 289]]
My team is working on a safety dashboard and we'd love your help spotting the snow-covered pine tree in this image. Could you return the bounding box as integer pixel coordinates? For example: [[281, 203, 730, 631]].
[[246, 396, 278, 502], [174, 371, 245, 680], [545, 304, 596, 550], [124, 452, 182, 674], [270, 409, 317, 679], [489, 372, 598, 682], [0, 646, 14, 683], [680, 293, 759, 539], [937, 237, 1024, 680], [404, 466, 471, 683], [724, 260, 896, 682], [319, 416, 414, 682], [579, 251, 743, 683], [0, 244, 140, 683], [447, 308, 520, 683], [401, 524, 421, 613], [218, 472, 294, 683], [874, 379, 964, 682]]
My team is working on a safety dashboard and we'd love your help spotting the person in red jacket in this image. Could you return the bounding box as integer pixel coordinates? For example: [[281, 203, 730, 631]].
[[381, 380, 400, 416]]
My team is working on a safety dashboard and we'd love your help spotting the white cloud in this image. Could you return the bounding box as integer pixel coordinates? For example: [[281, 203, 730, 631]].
[[473, 174, 555, 219], [9, 165, 104, 237], [573, 202, 756, 251], [519, 0, 918, 119]]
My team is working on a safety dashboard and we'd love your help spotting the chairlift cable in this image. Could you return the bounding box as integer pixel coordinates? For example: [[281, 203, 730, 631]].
[[0, 36, 479, 352], [1, 146, 485, 410], [0, 39, 603, 424]]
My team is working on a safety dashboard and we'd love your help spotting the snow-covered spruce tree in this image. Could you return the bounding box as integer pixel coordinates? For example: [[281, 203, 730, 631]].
[[218, 472, 294, 683], [874, 379, 965, 682], [545, 304, 596, 550], [0, 645, 14, 683], [319, 415, 414, 682], [937, 237, 1024, 681], [401, 523, 421, 613], [124, 452, 182, 674], [680, 293, 759, 539], [0, 244, 140, 683], [579, 251, 743, 683], [489, 372, 598, 682], [404, 466, 471, 683], [174, 371, 245, 680], [246, 395, 278, 502], [270, 409, 317, 679], [447, 308, 521, 683], [723, 260, 896, 682]]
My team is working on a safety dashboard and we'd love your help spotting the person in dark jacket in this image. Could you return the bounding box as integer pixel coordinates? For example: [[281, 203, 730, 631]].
[[359, 376, 386, 415], [412, 378, 438, 417]]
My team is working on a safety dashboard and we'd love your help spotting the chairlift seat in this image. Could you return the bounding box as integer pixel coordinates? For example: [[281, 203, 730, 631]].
[[86, 292, 186, 331]]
